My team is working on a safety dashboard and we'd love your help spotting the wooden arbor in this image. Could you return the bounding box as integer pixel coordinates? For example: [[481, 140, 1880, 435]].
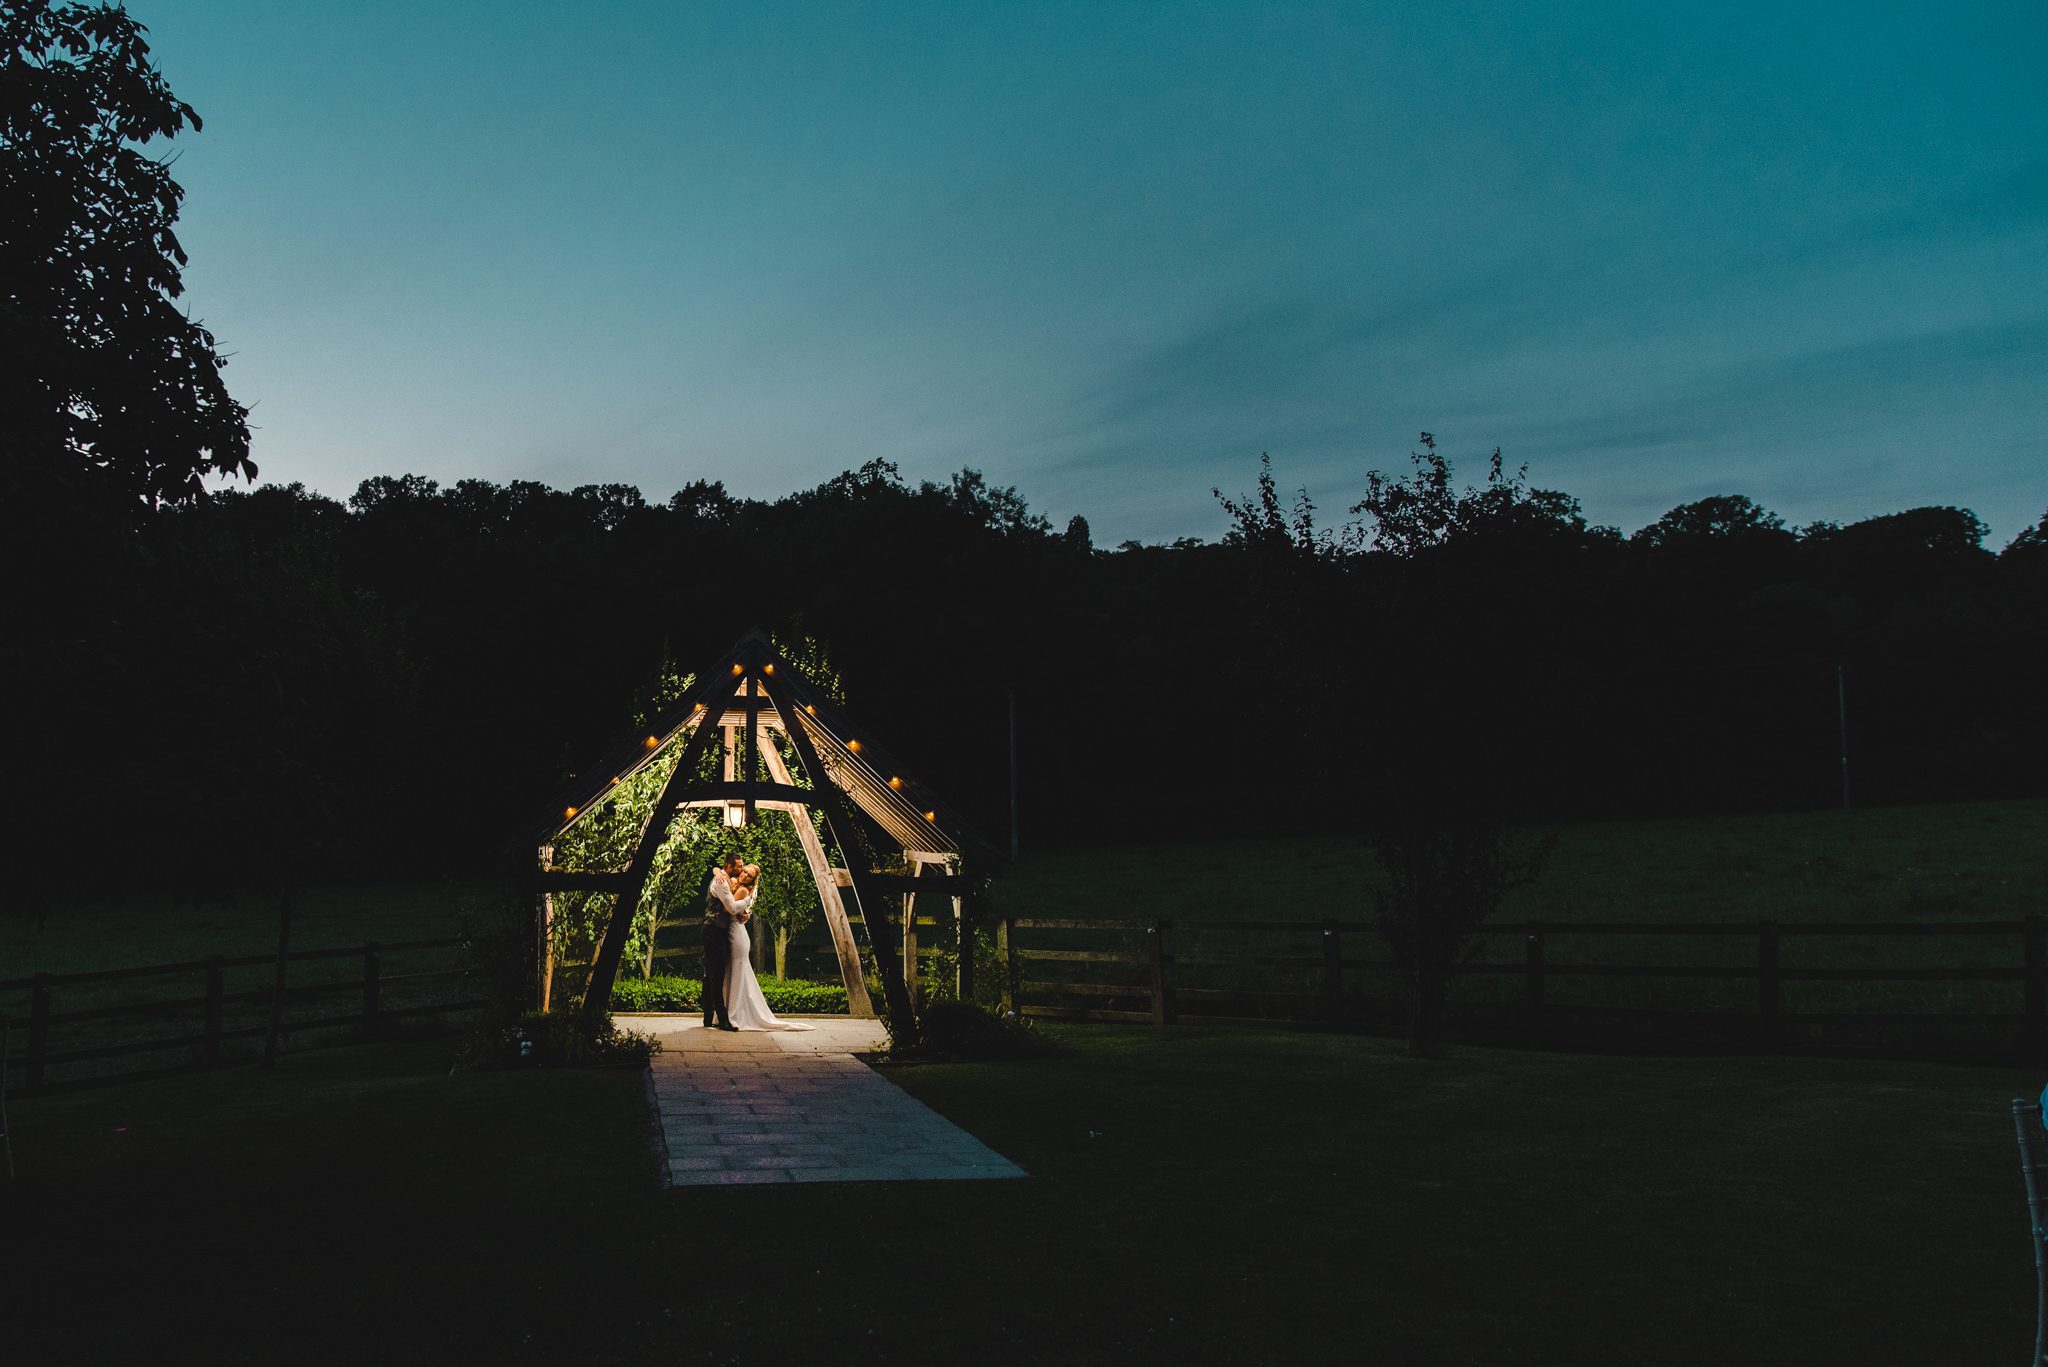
[[528, 630, 982, 1036]]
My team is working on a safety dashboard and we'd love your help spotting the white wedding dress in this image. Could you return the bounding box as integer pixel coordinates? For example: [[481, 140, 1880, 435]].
[[724, 899, 814, 1032]]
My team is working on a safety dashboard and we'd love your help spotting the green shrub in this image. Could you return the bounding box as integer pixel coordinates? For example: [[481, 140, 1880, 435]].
[[470, 1010, 660, 1068], [609, 974, 849, 1016], [899, 1000, 1057, 1062]]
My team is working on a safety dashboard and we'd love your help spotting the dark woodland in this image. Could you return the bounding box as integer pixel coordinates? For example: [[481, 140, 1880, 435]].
[[8, 452, 2043, 905]]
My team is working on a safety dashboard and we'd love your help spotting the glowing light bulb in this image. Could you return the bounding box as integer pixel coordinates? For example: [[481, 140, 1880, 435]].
[[563, 806, 578, 820], [644, 736, 659, 749], [888, 776, 902, 789], [923, 810, 937, 822], [763, 663, 775, 675], [731, 664, 744, 676], [847, 739, 861, 753]]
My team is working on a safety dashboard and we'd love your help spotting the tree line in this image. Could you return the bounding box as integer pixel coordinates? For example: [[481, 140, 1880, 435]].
[[8, 450, 2042, 903]]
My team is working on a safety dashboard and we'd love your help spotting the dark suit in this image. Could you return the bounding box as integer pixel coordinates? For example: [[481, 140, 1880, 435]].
[[701, 875, 737, 1026]]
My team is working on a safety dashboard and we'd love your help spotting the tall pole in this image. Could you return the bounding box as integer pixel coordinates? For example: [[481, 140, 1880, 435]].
[[1836, 663, 1851, 813], [1008, 688, 1020, 860]]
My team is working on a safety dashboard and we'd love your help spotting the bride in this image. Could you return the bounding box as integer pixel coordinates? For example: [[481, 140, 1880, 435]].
[[724, 864, 814, 1032]]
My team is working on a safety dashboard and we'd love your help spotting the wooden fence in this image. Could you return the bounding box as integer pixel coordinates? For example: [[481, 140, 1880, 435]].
[[1000, 915, 2048, 1061], [0, 938, 487, 1095]]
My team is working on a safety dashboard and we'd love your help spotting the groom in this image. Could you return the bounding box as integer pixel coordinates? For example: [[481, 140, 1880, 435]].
[[700, 852, 750, 1031]]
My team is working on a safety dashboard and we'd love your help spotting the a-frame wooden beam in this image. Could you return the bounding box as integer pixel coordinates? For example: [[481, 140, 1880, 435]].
[[578, 665, 748, 1027], [757, 663, 919, 1039], [759, 727, 876, 1018]]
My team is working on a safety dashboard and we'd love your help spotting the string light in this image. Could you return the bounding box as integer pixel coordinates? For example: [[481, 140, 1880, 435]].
[[804, 704, 816, 716], [731, 664, 744, 676], [644, 736, 659, 749], [563, 806, 578, 820], [923, 810, 937, 822], [847, 739, 862, 753], [888, 776, 902, 789], [763, 663, 775, 675]]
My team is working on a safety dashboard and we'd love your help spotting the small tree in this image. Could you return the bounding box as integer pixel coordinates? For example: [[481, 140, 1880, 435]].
[[1370, 803, 1548, 1058]]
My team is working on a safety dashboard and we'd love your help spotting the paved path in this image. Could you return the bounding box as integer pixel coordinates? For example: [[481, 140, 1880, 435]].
[[634, 1015, 1027, 1187]]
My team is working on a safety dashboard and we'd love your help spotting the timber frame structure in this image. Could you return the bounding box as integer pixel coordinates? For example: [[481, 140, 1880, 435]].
[[527, 630, 987, 1036]]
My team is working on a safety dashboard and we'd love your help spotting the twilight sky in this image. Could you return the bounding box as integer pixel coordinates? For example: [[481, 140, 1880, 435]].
[[139, 0, 2045, 545]]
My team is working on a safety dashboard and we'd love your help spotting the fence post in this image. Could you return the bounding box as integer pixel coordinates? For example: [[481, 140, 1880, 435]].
[[1758, 920, 1781, 1050], [956, 897, 974, 1003], [1525, 925, 1547, 1042], [363, 941, 382, 1033], [1321, 921, 1344, 1026], [999, 917, 1016, 1015], [27, 973, 51, 1092], [2026, 916, 2045, 1065], [202, 957, 225, 1068], [1145, 918, 1175, 1026]]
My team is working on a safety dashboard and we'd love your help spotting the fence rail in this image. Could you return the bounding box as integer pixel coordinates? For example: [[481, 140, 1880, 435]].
[[0, 938, 487, 1095], [998, 914, 2048, 1060]]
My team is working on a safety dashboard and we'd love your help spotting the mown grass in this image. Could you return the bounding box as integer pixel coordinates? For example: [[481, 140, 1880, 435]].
[[990, 799, 2048, 926], [1, 1024, 2038, 1365], [991, 800, 2048, 1021]]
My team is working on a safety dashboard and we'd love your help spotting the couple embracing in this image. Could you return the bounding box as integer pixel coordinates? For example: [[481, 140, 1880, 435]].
[[699, 852, 814, 1033]]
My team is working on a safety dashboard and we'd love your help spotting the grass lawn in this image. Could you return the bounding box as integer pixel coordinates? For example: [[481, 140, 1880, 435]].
[[990, 799, 2048, 1020], [3, 1022, 2038, 1365], [0, 880, 504, 976], [990, 798, 2048, 926]]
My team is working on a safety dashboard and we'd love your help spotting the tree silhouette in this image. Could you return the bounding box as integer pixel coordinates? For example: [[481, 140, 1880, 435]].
[[2, 0, 252, 511]]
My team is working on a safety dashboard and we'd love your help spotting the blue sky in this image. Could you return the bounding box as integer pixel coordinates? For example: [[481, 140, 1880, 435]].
[[139, 1, 2045, 544]]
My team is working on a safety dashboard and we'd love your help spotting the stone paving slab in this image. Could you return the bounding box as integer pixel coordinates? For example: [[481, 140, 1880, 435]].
[[630, 1014, 1027, 1188]]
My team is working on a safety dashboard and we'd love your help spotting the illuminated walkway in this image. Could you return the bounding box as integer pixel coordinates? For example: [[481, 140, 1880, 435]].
[[634, 1015, 1028, 1187]]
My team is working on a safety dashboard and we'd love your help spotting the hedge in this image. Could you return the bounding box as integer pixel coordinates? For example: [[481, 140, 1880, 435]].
[[611, 974, 849, 1015]]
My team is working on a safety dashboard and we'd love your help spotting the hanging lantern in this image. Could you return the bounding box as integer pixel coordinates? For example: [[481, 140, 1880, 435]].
[[724, 801, 747, 828]]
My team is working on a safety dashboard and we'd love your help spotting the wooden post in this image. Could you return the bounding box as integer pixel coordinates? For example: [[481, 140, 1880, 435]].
[[743, 671, 761, 826], [535, 844, 554, 1012], [263, 884, 296, 1068], [28, 973, 51, 1092], [1525, 924, 1547, 1041], [1758, 920, 1781, 1050], [203, 957, 225, 1067], [2026, 916, 2046, 1065], [956, 887, 975, 1003], [999, 916, 1016, 1015], [1320, 920, 1343, 1026], [903, 874, 920, 1011], [363, 942, 382, 1031], [1146, 918, 1174, 1026]]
